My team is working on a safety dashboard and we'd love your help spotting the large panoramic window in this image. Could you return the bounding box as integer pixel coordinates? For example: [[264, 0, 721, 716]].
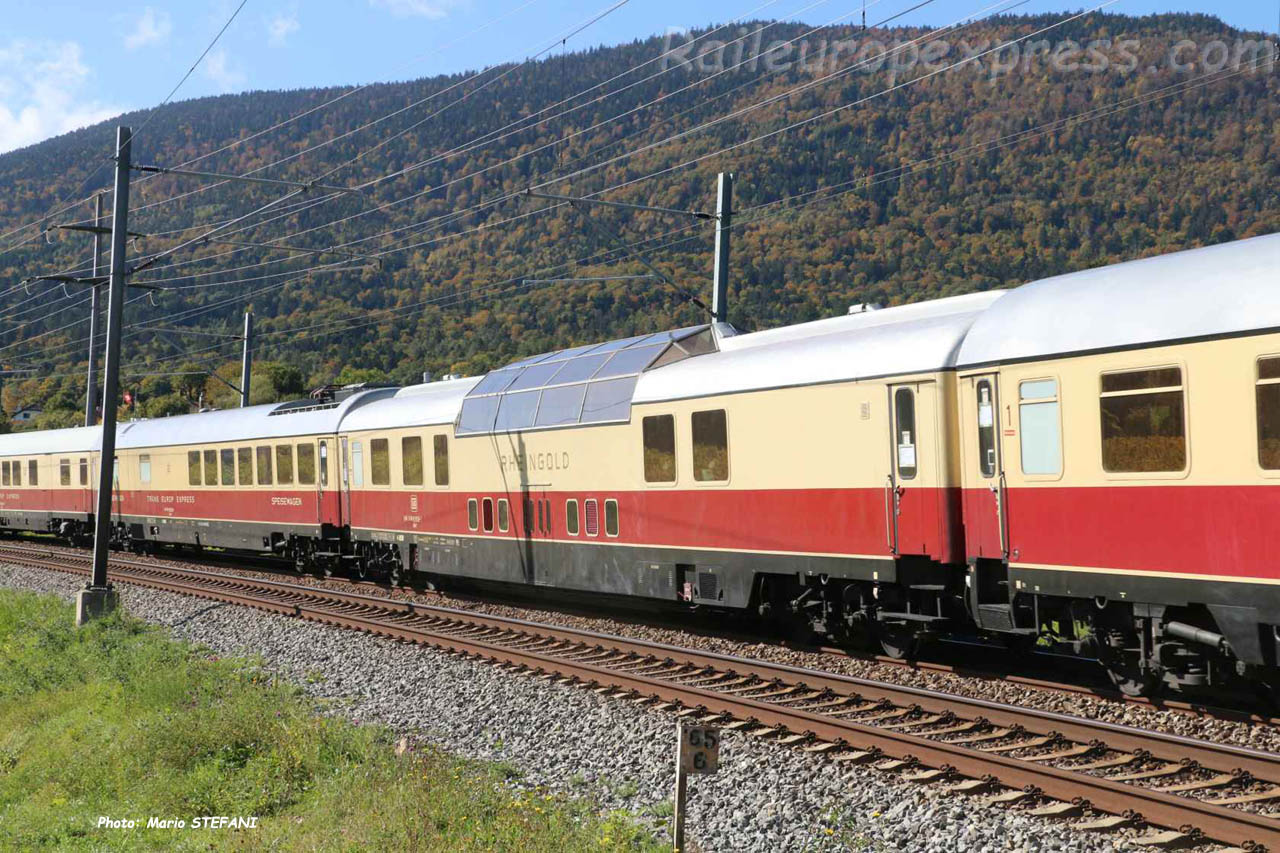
[[401, 436, 424, 486], [370, 439, 390, 486], [276, 445, 294, 485], [296, 444, 316, 485], [256, 446, 274, 485], [1100, 367, 1186, 473], [433, 435, 449, 486], [1258, 357, 1280, 470], [692, 410, 728, 482], [642, 415, 676, 483]]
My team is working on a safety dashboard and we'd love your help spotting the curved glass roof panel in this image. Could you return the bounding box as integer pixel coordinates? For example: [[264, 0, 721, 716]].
[[548, 353, 611, 385], [535, 383, 587, 427], [458, 395, 501, 433], [469, 368, 522, 397], [494, 390, 540, 431], [507, 361, 564, 391], [581, 376, 637, 423], [593, 344, 667, 379], [456, 324, 714, 435]]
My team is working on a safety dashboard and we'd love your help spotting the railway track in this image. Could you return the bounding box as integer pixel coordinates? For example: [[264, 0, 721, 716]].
[[4, 541, 1280, 850]]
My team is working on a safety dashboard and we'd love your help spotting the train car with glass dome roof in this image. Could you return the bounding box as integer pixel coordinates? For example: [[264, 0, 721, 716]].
[[1, 232, 1278, 696]]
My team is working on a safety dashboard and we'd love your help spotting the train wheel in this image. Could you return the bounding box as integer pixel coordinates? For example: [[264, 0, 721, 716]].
[[1101, 650, 1160, 697], [877, 622, 919, 660]]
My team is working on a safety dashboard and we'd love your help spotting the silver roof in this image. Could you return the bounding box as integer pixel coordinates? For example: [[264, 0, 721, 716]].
[[957, 233, 1280, 367], [457, 325, 715, 434], [340, 376, 481, 432], [115, 387, 397, 449], [0, 425, 101, 456], [633, 291, 1005, 404]]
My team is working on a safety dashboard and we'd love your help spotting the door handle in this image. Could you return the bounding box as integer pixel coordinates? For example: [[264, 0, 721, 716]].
[[990, 473, 1009, 558], [883, 476, 896, 554]]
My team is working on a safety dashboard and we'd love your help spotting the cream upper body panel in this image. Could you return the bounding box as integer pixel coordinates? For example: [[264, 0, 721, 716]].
[[341, 371, 959, 493], [963, 332, 1280, 489]]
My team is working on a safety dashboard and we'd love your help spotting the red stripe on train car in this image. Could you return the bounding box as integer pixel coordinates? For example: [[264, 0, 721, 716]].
[[347, 487, 965, 562], [968, 485, 1280, 582]]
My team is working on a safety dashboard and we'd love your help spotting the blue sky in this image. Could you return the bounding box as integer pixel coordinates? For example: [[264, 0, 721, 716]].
[[0, 0, 1274, 153]]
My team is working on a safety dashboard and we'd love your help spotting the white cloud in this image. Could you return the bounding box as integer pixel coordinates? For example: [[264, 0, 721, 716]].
[[125, 7, 172, 51], [266, 9, 300, 47], [0, 40, 120, 154], [369, 0, 468, 20], [203, 48, 247, 93]]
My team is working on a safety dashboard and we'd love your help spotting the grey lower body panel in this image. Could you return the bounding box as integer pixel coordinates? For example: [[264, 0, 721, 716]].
[[120, 514, 321, 552], [360, 530, 896, 610], [0, 509, 89, 531]]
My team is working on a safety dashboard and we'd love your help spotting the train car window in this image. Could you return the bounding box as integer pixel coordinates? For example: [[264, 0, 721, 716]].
[[1257, 357, 1280, 470], [256, 446, 274, 485], [584, 499, 599, 537], [1100, 367, 1186, 472], [692, 410, 729, 482], [2, 461, 10, 486], [139, 455, 152, 485], [433, 435, 449, 486], [497, 499, 510, 532], [60, 459, 71, 487], [203, 450, 217, 486], [482, 497, 494, 533], [894, 389, 917, 480], [642, 415, 676, 483], [605, 499, 619, 537], [297, 444, 316, 485], [523, 498, 534, 535], [401, 437, 424, 486], [188, 452, 201, 486], [536, 499, 544, 533], [543, 499, 552, 535], [351, 441, 364, 487], [976, 380, 997, 477], [370, 439, 390, 486], [566, 499, 579, 536], [79, 458, 89, 486], [467, 498, 479, 531], [238, 448, 254, 485], [27, 460, 37, 486], [1019, 380, 1062, 476], [220, 449, 235, 485], [318, 442, 329, 487], [275, 445, 294, 485], [11, 460, 19, 487]]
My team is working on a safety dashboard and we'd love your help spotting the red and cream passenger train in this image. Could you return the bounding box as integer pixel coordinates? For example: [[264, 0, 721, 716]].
[[1, 233, 1277, 695]]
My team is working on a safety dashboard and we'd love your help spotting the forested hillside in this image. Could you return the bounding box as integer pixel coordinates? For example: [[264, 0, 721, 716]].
[[0, 11, 1276, 427]]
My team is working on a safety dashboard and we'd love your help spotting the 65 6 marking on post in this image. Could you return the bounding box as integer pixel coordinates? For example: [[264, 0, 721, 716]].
[[678, 725, 720, 774]]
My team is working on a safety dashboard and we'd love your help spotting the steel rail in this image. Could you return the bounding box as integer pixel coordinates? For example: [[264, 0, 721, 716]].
[[4, 543, 1280, 848]]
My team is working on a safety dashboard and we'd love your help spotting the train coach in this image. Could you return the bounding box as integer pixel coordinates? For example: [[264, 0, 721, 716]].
[[0, 232, 1276, 697]]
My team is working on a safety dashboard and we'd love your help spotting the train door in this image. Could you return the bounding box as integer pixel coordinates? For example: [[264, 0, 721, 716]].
[[340, 437, 353, 527], [961, 374, 1008, 560], [886, 381, 941, 557], [316, 439, 338, 529]]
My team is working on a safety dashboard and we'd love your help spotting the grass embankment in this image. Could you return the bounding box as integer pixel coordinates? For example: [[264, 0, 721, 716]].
[[0, 589, 660, 851]]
